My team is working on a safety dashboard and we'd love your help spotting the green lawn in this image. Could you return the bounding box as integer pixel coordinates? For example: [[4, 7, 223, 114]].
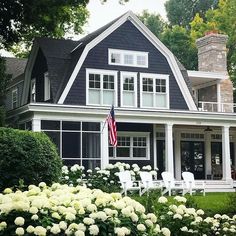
[[134, 191, 236, 216]]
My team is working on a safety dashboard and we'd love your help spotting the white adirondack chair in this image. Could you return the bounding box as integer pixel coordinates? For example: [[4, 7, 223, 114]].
[[161, 171, 185, 196], [139, 171, 162, 196], [182, 172, 206, 196], [118, 171, 141, 196]]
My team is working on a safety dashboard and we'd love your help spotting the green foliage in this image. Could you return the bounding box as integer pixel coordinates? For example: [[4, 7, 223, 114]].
[[0, 0, 89, 55], [165, 0, 219, 28], [138, 10, 166, 38], [161, 26, 198, 70], [0, 128, 62, 190]]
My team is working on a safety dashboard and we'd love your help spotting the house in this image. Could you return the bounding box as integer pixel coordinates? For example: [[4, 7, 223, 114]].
[[5, 11, 236, 191]]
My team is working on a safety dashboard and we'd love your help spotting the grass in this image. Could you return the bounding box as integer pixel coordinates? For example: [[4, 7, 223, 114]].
[[133, 191, 236, 216]]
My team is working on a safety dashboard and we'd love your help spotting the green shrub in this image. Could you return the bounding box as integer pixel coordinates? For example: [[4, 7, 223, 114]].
[[0, 127, 62, 190]]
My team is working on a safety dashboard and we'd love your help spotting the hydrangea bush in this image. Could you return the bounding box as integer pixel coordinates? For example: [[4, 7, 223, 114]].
[[61, 162, 158, 193], [155, 196, 236, 235], [0, 183, 167, 236]]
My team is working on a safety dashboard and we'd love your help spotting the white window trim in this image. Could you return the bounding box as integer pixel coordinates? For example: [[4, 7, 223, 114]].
[[86, 68, 118, 107], [12, 88, 18, 109], [30, 78, 36, 102], [140, 73, 169, 109], [44, 72, 50, 101], [110, 131, 150, 160], [120, 71, 137, 107], [108, 49, 148, 68]]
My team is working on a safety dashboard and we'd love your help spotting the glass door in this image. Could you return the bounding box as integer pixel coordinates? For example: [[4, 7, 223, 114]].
[[181, 141, 205, 179]]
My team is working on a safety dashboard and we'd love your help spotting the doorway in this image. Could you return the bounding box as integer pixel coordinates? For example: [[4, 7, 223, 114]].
[[181, 141, 205, 179]]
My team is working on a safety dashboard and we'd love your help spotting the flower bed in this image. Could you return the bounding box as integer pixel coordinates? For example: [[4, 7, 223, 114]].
[[0, 183, 167, 236], [60, 162, 158, 193]]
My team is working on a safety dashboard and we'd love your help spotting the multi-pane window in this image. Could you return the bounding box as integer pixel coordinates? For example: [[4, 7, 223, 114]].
[[87, 69, 117, 106], [12, 88, 18, 109], [109, 133, 149, 159], [121, 72, 137, 107], [31, 79, 36, 102], [109, 49, 148, 68], [141, 73, 169, 108]]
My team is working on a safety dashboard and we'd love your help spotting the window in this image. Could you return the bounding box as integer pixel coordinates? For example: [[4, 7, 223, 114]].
[[109, 49, 148, 68], [87, 69, 117, 106], [140, 73, 169, 109], [120, 72, 137, 107], [31, 78, 36, 102], [44, 72, 50, 101], [109, 132, 149, 160], [12, 88, 18, 109]]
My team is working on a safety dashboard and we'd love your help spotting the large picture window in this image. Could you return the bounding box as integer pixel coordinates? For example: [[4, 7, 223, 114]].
[[41, 120, 101, 169], [87, 69, 117, 106], [140, 73, 169, 109], [120, 72, 137, 107], [109, 49, 148, 68], [109, 132, 150, 160]]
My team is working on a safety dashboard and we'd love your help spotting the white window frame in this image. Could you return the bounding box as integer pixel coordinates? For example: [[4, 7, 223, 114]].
[[109, 132, 150, 160], [12, 88, 18, 109], [44, 72, 50, 101], [140, 73, 169, 109], [108, 49, 148, 68], [30, 78, 36, 102], [86, 69, 118, 106], [120, 71, 137, 107]]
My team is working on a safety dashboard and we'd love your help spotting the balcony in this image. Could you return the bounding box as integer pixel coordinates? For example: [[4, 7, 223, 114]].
[[198, 101, 236, 113]]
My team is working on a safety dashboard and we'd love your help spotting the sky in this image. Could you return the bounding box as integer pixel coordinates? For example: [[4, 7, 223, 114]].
[[0, 0, 167, 57]]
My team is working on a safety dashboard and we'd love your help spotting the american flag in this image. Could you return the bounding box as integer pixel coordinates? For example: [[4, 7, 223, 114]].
[[107, 105, 117, 147]]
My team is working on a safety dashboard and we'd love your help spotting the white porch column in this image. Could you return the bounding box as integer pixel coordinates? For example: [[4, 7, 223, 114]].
[[222, 125, 232, 180], [165, 123, 174, 175], [32, 118, 41, 131], [174, 131, 181, 180], [205, 131, 212, 179], [101, 122, 109, 169], [153, 124, 157, 170]]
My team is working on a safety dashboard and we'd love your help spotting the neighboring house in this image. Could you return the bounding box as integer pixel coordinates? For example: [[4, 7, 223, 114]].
[[5, 12, 236, 190]]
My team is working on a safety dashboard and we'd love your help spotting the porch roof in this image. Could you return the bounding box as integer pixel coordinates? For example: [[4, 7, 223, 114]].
[[187, 70, 227, 87]]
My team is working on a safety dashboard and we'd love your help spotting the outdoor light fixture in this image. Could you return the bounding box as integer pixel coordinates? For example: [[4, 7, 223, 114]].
[[204, 126, 213, 132]]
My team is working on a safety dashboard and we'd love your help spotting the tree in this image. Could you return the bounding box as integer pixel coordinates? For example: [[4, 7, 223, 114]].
[[161, 26, 198, 70], [189, 0, 236, 85], [0, 0, 90, 54], [165, 0, 219, 28], [0, 57, 11, 127], [138, 10, 166, 38]]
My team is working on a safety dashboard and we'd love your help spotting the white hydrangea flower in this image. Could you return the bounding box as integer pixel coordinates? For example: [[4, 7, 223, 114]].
[[137, 224, 146, 232], [15, 227, 24, 235], [26, 225, 35, 233], [34, 226, 47, 236], [181, 226, 188, 232], [174, 196, 187, 203], [89, 225, 99, 235], [158, 196, 168, 204], [196, 209, 204, 215], [162, 227, 171, 236], [59, 221, 67, 230], [83, 217, 95, 225], [75, 230, 85, 236], [50, 224, 61, 234], [14, 217, 25, 226], [173, 213, 182, 220]]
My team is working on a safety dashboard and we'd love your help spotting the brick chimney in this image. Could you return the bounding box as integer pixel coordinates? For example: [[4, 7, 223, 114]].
[[196, 32, 233, 107]]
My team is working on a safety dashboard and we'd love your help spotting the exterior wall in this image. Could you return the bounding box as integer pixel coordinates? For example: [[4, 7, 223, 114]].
[[5, 78, 24, 111], [65, 21, 189, 110], [30, 49, 48, 103]]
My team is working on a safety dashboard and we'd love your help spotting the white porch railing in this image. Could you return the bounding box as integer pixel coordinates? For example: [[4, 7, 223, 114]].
[[198, 101, 236, 113]]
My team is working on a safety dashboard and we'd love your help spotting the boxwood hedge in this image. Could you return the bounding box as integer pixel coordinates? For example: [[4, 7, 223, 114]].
[[0, 127, 62, 190]]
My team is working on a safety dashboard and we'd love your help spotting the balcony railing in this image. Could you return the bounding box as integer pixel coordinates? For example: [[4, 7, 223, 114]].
[[198, 101, 236, 113]]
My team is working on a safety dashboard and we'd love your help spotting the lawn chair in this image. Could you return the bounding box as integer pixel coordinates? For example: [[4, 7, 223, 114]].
[[161, 171, 185, 196], [118, 171, 141, 196], [182, 172, 205, 196], [139, 171, 162, 196]]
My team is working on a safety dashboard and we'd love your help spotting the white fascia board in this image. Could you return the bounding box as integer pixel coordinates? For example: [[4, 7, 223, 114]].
[[21, 43, 39, 106], [13, 103, 236, 127], [187, 70, 228, 80], [58, 11, 197, 111]]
